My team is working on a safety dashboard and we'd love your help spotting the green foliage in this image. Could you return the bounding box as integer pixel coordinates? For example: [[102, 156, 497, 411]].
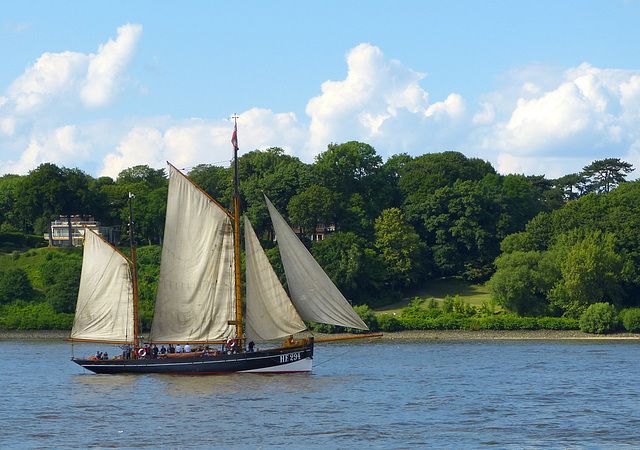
[[350, 305, 378, 332], [374, 208, 428, 289], [376, 314, 403, 332], [579, 302, 619, 334], [581, 158, 634, 194], [427, 298, 439, 309], [0, 302, 74, 330], [621, 308, 640, 332], [306, 321, 337, 333], [549, 230, 629, 317], [536, 317, 579, 330], [488, 251, 557, 316], [0, 268, 32, 304], [442, 295, 454, 313], [311, 232, 386, 305]]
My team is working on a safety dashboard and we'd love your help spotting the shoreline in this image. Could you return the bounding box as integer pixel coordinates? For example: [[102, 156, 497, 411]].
[[2, 329, 640, 341]]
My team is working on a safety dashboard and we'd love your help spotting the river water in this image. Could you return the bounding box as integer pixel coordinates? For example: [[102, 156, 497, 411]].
[[2, 338, 640, 449]]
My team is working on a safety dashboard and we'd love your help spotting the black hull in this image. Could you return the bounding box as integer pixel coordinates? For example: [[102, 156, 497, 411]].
[[73, 339, 313, 374]]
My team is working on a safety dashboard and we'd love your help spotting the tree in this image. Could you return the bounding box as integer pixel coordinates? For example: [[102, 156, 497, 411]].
[[0, 268, 32, 304], [116, 165, 166, 190], [488, 251, 558, 316], [554, 173, 588, 201], [287, 185, 338, 233], [374, 208, 427, 289], [581, 158, 634, 194], [579, 302, 619, 334], [188, 164, 232, 206], [422, 179, 503, 281], [14, 163, 94, 233], [548, 230, 631, 317], [312, 142, 395, 237], [238, 148, 309, 236], [311, 232, 386, 305]]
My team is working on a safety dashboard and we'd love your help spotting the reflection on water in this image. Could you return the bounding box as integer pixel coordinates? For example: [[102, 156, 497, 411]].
[[2, 338, 640, 448]]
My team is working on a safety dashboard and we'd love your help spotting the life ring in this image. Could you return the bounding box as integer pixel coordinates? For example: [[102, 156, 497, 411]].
[[138, 348, 147, 357], [90, 356, 99, 361]]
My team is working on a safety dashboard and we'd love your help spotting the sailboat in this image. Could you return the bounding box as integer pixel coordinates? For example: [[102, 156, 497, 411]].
[[71, 124, 376, 374]]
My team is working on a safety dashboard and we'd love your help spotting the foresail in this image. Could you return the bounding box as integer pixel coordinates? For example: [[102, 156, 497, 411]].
[[150, 165, 235, 343], [264, 195, 368, 330], [71, 229, 135, 343], [245, 216, 306, 342]]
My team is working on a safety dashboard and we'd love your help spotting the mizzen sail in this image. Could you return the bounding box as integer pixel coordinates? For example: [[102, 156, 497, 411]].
[[149, 165, 236, 343], [71, 229, 135, 343], [245, 216, 306, 342], [264, 195, 368, 330]]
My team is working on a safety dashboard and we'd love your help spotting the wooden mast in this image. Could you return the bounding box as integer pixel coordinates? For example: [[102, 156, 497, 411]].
[[231, 115, 244, 346], [128, 192, 141, 349]]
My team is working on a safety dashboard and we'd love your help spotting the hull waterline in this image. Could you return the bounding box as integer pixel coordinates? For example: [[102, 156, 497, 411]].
[[73, 339, 313, 375]]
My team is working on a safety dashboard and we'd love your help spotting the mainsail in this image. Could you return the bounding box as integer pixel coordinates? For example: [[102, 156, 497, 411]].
[[149, 165, 236, 343], [264, 195, 369, 330], [245, 216, 306, 342], [71, 229, 135, 343]]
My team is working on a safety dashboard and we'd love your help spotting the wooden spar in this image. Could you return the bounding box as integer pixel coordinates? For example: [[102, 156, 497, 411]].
[[314, 333, 383, 343], [129, 193, 140, 349], [231, 115, 243, 345]]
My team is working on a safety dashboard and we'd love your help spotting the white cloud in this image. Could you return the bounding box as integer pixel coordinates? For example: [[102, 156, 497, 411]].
[[305, 43, 433, 157], [478, 63, 640, 177], [101, 126, 165, 178], [4, 23, 142, 115], [3, 32, 640, 182], [81, 24, 142, 108], [7, 50, 88, 114], [0, 125, 91, 175]]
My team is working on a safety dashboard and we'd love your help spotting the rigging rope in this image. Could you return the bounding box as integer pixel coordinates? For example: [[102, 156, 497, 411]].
[[314, 342, 375, 367]]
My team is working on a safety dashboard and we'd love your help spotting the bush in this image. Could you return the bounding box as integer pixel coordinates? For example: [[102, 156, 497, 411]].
[[442, 295, 454, 313], [579, 302, 619, 334], [536, 316, 579, 330], [350, 305, 378, 332], [622, 308, 640, 332], [377, 314, 403, 332], [427, 298, 439, 309]]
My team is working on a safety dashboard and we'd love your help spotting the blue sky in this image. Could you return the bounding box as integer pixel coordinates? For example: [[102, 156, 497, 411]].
[[2, 1, 640, 179]]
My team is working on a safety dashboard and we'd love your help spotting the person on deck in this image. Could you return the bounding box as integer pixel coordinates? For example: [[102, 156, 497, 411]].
[[184, 343, 191, 353], [175, 344, 182, 353]]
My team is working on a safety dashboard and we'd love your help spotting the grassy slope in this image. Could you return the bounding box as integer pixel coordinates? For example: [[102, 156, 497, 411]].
[[373, 277, 492, 315]]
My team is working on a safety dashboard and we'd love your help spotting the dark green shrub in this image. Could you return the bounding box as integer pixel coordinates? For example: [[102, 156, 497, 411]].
[[427, 298, 439, 309], [579, 302, 619, 334], [622, 308, 640, 332], [351, 305, 378, 332], [377, 314, 403, 332], [0, 269, 32, 305], [306, 321, 338, 333], [442, 295, 454, 313], [536, 317, 579, 330]]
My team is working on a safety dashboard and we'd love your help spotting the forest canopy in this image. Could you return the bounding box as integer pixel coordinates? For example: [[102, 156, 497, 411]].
[[0, 143, 637, 323]]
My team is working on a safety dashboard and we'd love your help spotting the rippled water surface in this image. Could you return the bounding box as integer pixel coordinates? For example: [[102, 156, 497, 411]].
[[2, 338, 640, 448]]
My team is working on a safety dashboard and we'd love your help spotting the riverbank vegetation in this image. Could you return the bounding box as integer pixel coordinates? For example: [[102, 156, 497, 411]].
[[0, 143, 637, 334]]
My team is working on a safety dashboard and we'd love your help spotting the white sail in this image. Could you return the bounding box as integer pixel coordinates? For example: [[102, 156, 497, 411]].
[[71, 229, 135, 343], [150, 165, 236, 343], [264, 195, 368, 330], [245, 216, 306, 342]]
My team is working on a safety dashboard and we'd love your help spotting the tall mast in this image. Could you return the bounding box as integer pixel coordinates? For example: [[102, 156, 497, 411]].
[[128, 192, 140, 348], [231, 115, 243, 345]]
